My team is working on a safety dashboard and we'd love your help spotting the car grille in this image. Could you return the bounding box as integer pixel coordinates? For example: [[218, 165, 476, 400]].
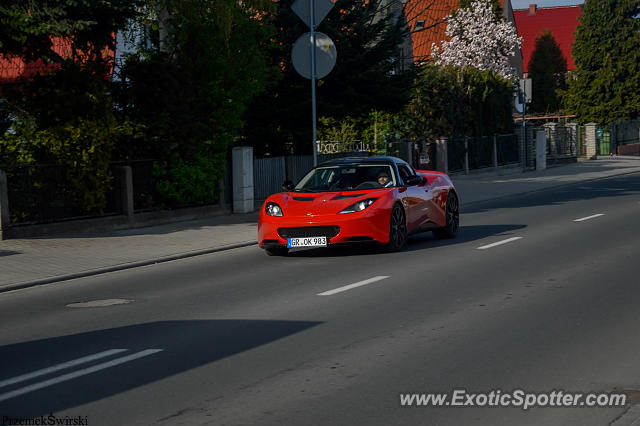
[[278, 226, 340, 239]]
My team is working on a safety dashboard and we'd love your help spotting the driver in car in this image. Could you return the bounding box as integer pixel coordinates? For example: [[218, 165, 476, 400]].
[[377, 172, 391, 187]]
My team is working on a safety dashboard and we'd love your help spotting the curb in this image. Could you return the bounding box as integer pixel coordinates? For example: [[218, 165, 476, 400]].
[[0, 241, 257, 294]]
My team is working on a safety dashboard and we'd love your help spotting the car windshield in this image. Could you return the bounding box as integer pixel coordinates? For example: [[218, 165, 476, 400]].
[[295, 164, 396, 192]]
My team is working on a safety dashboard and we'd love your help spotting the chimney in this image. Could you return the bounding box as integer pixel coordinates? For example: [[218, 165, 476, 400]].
[[528, 4, 537, 16]]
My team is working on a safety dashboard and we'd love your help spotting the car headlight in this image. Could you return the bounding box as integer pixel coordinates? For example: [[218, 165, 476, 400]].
[[338, 198, 378, 214], [265, 202, 283, 217]]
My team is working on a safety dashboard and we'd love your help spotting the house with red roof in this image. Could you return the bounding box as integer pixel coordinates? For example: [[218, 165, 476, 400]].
[[0, 39, 75, 85], [0, 37, 117, 86], [513, 3, 582, 76], [404, 0, 523, 75]]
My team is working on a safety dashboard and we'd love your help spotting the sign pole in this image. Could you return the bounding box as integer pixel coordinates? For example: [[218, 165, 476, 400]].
[[310, 0, 318, 166], [522, 85, 526, 171], [291, 0, 335, 167]]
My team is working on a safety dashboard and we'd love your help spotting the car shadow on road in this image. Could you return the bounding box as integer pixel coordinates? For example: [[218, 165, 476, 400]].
[[285, 224, 527, 257], [0, 319, 321, 419]]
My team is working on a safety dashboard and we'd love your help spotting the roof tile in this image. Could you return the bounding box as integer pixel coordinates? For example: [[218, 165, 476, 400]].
[[405, 0, 459, 62]]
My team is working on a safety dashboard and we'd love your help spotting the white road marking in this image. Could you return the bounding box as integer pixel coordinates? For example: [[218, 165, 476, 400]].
[[577, 187, 623, 191], [477, 237, 523, 250], [574, 213, 605, 222], [0, 349, 127, 389], [318, 276, 390, 296], [66, 299, 133, 308], [0, 349, 163, 402]]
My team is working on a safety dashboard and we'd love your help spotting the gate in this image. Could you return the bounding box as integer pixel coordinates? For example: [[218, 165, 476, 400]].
[[598, 129, 611, 155]]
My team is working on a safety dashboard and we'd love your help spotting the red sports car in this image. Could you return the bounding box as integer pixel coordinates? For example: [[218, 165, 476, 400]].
[[258, 156, 459, 255]]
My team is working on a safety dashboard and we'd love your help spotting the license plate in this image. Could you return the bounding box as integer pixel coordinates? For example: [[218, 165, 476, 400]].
[[287, 236, 327, 248]]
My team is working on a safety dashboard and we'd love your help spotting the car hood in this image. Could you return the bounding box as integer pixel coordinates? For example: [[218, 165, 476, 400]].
[[272, 189, 390, 217]]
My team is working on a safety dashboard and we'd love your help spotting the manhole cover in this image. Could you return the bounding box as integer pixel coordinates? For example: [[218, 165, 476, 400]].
[[66, 299, 134, 308]]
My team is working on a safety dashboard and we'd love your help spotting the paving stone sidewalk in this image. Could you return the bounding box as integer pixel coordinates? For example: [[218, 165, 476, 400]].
[[1, 156, 639, 292]]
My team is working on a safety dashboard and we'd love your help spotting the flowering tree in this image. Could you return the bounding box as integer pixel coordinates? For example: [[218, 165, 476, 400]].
[[431, 0, 522, 79]]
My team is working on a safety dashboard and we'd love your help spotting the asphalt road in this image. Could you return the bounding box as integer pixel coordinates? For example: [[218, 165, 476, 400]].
[[1, 173, 640, 426]]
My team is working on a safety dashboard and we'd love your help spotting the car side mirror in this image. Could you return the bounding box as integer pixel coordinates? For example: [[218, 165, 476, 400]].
[[282, 180, 295, 192], [404, 175, 423, 186]]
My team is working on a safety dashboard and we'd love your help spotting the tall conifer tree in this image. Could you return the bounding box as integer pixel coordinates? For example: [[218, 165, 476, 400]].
[[528, 30, 567, 114], [565, 0, 640, 123]]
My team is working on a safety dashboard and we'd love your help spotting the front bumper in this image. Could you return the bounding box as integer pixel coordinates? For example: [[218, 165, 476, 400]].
[[258, 207, 391, 248]]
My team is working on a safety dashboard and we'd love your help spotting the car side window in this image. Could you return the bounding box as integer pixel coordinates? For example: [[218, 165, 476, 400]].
[[397, 164, 413, 184]]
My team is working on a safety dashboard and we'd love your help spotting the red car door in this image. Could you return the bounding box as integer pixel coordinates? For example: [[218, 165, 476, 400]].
[[397, 164, 430, 231], [420, 173, 447, 227]]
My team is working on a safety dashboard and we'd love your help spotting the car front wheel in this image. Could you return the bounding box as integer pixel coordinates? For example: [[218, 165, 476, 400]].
[[384, 204, 407, 252]]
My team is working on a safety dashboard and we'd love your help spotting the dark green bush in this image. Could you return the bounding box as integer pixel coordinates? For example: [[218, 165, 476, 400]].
[[153, 152, 225, 208], [404, 64, 515, 140], [0, 62, 117, 213]]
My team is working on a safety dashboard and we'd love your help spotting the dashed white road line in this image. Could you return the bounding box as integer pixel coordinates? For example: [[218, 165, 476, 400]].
[[477, 237, 523, 250], [318, 276, 390, 296], [0, 349, 127, 389], [0, 349, 163, 402], [577, 187, 623, 191], [573, 213, 605, 222]]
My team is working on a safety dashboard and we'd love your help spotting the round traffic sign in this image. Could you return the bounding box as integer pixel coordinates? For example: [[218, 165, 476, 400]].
[[291, 32, 337, 80]]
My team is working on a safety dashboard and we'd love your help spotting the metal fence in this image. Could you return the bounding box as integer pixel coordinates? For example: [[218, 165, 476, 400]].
[[252, 134, 520, 200], [447, 138, 466, 173], [468, 136, 493, 169], [253, 141, 416, 201], [291, 155, 314, 183], [541, 124, 578, 166], [253, 156, 286, 201], [3, 158, 232, 225], [384, 139, 437, 171], [5, 164, 122, 225], [611, 120, 640, 154], [1, 130, 534, 225], [109, 160, 159, 213], [446, 134, 519, 174], [496, 134, 520, 165]]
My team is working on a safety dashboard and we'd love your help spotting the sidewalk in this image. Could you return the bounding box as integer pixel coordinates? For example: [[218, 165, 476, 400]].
[[1, 156, 639, 292], [451, 156, 640, 204]]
